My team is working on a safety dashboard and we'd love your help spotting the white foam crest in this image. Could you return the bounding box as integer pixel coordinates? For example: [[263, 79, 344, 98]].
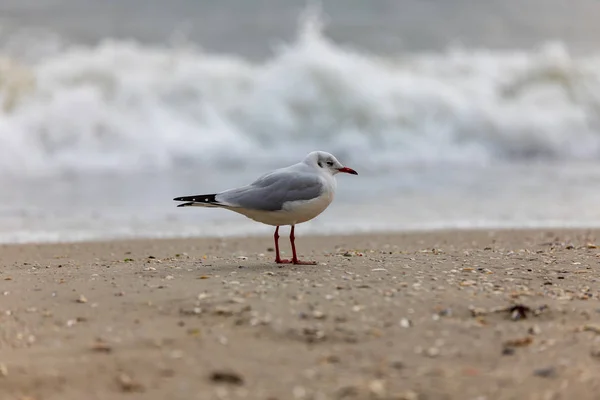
[[1, 17, 600, 177]]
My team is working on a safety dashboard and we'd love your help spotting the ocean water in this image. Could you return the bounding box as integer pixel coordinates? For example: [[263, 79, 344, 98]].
[[2, 1, 600, 243]]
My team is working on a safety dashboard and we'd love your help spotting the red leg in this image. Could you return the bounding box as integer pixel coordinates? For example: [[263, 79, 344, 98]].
[[290, 225, 316, 265], [274, 226, 291, 264]]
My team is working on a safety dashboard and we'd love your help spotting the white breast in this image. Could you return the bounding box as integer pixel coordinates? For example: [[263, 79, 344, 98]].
[[282, 190, 334, 224]]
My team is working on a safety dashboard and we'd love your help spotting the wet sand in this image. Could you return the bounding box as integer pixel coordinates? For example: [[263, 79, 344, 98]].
[[2, 229, 600, 400]]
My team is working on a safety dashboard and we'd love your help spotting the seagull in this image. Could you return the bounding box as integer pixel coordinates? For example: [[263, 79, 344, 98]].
[[173, 151, 358, 265]]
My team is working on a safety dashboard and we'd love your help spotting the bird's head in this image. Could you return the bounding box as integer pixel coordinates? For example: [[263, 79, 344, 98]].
[[304, 151, 358, 176]]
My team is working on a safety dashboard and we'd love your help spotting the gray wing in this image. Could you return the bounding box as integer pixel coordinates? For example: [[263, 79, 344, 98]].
[[216, 169, 325, 211]]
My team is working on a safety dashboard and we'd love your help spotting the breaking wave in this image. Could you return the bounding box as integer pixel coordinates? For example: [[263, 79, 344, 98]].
[[2, 16, 600, 177]]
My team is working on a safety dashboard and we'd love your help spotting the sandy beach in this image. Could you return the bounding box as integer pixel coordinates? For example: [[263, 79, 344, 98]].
[[1, 229, 600, 399]]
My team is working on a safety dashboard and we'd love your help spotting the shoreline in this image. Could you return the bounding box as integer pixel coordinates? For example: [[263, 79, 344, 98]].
[[3, 228, 600, 399], [4, 224, 600, 247]]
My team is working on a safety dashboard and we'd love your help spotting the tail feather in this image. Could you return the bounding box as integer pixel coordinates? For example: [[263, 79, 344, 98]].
[[173, 193, 222, 208]]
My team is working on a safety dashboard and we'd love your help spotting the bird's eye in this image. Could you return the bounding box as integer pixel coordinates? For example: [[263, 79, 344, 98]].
[[326, 161, 334, 166]]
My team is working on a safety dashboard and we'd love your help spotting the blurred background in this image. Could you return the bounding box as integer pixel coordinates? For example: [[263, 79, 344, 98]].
[[1, 0, 600, 243]]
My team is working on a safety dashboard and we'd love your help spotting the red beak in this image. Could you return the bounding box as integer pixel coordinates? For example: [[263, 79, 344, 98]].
[[337, 167, 358, 175]]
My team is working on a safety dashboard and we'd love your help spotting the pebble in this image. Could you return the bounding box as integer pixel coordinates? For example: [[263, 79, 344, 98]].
[[322, 354, 341, 364], [117, 373, 144, 392], [0, 363, 7, 377], [218, 336, 229, 345], [503, 336, 533, 348], [502, 347, 516, 356], [400, 318, 412, 328], [533, 367, 557, 378], [583, 324, 600, 334], [91, 340, 112, 353], [76, 294, 88, 303], [528, 325, 542, 335], [214, 306, 234, 316], [426, 347, 440, 358], [368, 379, 386, 398], [210, 370, 244, 385], [179, 307, 203, 316]]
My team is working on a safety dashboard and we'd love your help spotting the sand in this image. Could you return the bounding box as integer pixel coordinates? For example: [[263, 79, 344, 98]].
[[2, 228, 600, 400]]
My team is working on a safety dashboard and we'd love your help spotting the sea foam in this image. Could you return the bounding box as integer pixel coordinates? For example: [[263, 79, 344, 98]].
[[1, 15, 600, 178]]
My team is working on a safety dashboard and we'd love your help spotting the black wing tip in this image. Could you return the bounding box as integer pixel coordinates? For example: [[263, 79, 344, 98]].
[[177, 202, 194, 207], [173, 194, 218, 204]]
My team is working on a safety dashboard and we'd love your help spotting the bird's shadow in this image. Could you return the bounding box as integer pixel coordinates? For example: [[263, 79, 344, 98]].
[[201, 262, 319, 275]]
